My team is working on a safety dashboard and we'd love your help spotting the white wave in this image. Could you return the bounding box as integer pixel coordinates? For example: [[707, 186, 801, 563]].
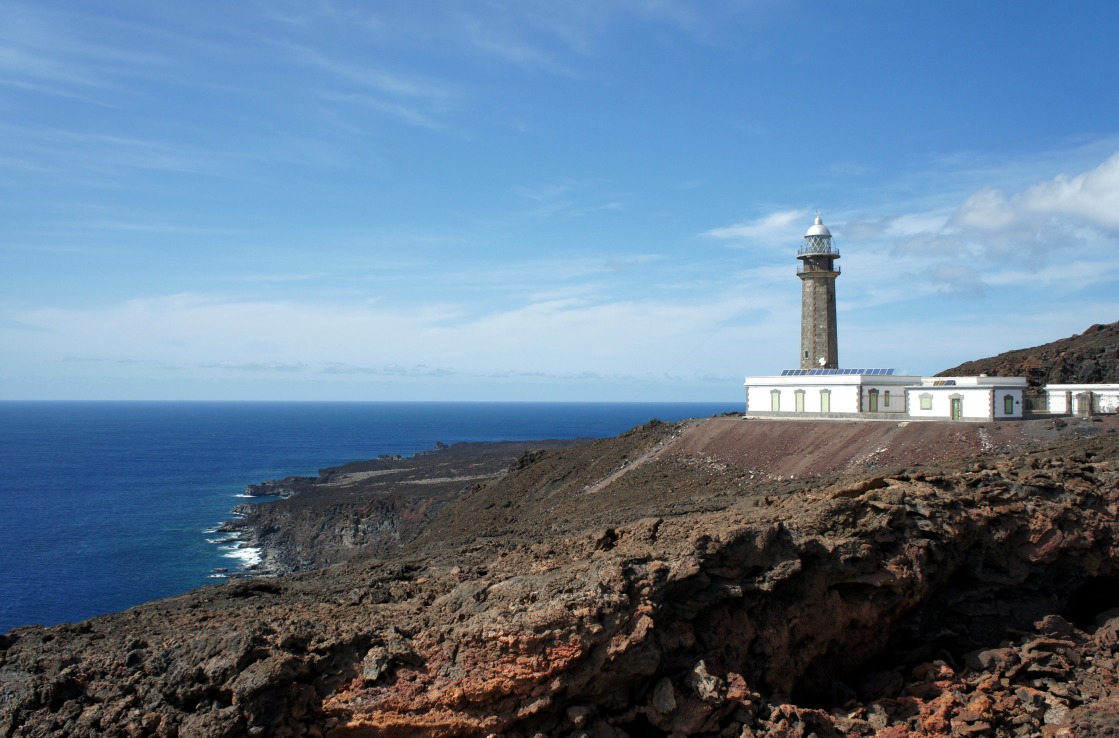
[[222, 545, 262, 567]]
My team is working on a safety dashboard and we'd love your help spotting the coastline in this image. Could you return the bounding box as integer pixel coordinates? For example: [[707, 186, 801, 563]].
[[208, 437, 591, 578], [0, 401, 736, 633]]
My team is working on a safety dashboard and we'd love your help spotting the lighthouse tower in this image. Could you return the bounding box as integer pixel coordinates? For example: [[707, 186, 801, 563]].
[[797, 213, 840, 369]]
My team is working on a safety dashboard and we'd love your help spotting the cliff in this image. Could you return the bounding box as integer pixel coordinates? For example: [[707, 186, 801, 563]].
[[3, 414, 1119, 737], [936, 320, 1119, 389], [220, 440, 584, 575]]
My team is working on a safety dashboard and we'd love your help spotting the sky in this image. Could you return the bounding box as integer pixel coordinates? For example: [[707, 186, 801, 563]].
[[2, 1, 1119, 402]]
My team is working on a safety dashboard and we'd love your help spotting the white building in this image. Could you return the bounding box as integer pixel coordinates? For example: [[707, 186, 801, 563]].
[[1045, 384, 1119, 415], [743, 370, 1027, 421]]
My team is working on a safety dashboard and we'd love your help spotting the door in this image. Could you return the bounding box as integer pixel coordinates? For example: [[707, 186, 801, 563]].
[[868, 389, 879, 413], [820, 390, 830, 413], [951, 397, 963, 420], [795, 391, 805, 413]]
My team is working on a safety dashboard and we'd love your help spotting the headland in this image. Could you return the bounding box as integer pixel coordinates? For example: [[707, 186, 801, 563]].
[[3, 413, 1119, 737]]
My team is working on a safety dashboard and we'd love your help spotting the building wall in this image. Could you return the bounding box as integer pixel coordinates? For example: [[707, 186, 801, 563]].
[[1048, 391, 1072, 414], [906, 387, 996, 420], [862, 385, 908, 414], [1046, 385, 1119, 414], [1098, 393, 1119, 413], [993, 388, 1024, 418], [746, 383, 860, 414]]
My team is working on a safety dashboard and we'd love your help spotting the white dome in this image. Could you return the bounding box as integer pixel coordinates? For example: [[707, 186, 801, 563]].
[[805, 213, 831, 238]]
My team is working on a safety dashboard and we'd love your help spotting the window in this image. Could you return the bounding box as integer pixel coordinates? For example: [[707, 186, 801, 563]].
[[919, 393, 933, 410], [884, 390, 891, 407], [1004, 394, 1014, 415], [771, 389, 781, 412]]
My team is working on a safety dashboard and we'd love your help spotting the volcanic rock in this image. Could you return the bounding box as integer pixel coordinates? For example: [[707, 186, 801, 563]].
[[937, 319, 1119, 389], [3, 416, 1119, 737]]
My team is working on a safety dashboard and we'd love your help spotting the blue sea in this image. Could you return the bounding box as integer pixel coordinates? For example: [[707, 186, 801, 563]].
[[0, 401, 734, 633]]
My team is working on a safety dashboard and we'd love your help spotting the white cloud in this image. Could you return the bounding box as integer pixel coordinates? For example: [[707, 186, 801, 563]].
[[703, 209, 809, 246], [951, 188, 1016, 232], [1018, 151, 1119, 230], [948, 152, 1119, 235], [872, 152, 1119, 293]]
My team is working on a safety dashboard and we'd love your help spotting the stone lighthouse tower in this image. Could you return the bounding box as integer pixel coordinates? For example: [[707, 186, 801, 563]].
[[797, 213, 840, 369]]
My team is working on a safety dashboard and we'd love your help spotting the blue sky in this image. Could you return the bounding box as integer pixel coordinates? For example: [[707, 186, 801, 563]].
[[2, 1, 1118, 401]]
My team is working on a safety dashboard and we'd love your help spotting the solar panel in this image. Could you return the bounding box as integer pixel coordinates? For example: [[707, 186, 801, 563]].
[[775, 368, 899, 377]]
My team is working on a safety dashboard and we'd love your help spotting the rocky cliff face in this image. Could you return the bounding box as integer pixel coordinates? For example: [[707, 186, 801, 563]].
[[220, 440, 583, 575], [3, 416, 1119, 737], [936, 320, 1119, 388]]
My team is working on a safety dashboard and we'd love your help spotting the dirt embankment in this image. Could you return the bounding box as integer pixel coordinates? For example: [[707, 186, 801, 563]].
[[3, 415, 1119, 738], [663, 415, 1110, 478]]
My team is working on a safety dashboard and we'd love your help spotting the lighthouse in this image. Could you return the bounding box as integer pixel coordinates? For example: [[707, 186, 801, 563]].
[[797, 213, 840, 369]]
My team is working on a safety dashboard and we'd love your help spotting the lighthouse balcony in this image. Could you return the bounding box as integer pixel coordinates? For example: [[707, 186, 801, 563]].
[[797, 244, 841, 257], [797, 262, 840, 275]]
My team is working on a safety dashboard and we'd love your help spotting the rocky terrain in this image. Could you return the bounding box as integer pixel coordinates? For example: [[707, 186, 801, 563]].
[[217, 419, 1087, 579], [3, 413, 1119, 737], [219, 440, 585, 575], [936, 321, 1119, 389]]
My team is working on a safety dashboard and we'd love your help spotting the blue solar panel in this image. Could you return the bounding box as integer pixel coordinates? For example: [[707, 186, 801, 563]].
[[776, 368, 897, 377]]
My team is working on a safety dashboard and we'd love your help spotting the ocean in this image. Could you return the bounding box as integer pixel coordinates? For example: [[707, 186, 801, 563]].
[[0, 401, 735, 633]]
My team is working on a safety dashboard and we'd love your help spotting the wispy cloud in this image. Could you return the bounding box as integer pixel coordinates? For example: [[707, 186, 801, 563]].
[[199, 361, 306, 373], [316, 91, 445, 130], [514, 180, 625, 219], [0, 2, 170, 100], [0, 124, 239, 183], [290, 45, 454, 100], [703, 209, 810, 247], [1, 279, 787, 388]]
